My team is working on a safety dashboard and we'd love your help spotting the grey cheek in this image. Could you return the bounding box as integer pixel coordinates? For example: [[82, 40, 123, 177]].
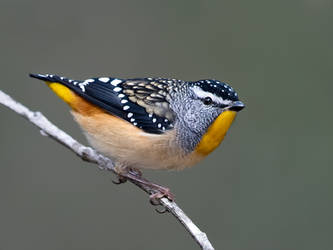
[[184, 110, 199, 124], [183, 108, 211, 135]]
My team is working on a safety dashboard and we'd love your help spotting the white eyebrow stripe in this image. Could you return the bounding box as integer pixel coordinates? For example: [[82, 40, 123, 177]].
[[191, 86, 232, 105]]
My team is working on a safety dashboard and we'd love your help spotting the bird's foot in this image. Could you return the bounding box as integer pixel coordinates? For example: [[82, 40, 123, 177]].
[[147, 185, 173, 214], [112, 174, 127, 184], [149, 186, 174, 204], [112, 168, 173, 213], [128, 168, 142, 177], [112, 167, 141, 184], [122, 171, 174, 201]]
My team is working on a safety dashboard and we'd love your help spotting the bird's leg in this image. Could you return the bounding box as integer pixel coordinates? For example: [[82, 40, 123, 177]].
[[128, 167, 142, 177], [112, 167, 142, 184], [112, 166, 174, 202], [123, 170, 174, 202]]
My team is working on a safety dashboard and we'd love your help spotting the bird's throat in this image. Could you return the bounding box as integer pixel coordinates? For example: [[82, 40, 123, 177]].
[[195, 111, 237, 156]]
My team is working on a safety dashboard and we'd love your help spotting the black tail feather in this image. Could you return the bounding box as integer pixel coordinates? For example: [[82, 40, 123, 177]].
[[29, 73, 51, 81], [29, 73, 65, 83]]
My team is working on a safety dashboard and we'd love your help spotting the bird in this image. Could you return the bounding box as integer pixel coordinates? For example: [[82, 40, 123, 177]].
[[29, 73, 245, 200]]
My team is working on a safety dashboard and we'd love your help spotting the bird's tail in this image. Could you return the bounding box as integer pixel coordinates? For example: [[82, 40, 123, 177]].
[[29, 73, 78, 107]]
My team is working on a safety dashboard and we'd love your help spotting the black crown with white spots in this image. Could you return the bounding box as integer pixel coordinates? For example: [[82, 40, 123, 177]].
[[190, 79, 239, 102]]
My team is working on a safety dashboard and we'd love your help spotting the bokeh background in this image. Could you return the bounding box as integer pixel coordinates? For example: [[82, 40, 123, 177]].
[[1, 0, 332, 249]]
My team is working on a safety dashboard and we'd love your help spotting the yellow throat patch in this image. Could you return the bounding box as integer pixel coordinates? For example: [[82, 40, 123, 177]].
[[195, 110, 237, 156]]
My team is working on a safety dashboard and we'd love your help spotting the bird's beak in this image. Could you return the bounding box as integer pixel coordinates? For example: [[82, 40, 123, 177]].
[[228, 101, 245, 112]]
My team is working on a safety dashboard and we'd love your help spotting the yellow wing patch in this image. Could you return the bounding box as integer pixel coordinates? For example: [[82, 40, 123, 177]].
[[195, 111, 237, 156]]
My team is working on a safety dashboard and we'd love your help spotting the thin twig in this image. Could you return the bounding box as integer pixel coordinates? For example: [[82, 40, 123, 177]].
[[0, 90, 214, 250]]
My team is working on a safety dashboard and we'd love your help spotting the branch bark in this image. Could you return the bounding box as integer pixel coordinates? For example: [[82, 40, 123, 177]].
[[0, 90, 214, 250]]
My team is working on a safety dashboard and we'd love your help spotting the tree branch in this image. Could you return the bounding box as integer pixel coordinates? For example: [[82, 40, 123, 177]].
[[0, 90, 214, 250]]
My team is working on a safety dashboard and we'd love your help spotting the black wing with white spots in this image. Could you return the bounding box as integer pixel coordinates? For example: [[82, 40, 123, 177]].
[[29, 74, 175, 134]]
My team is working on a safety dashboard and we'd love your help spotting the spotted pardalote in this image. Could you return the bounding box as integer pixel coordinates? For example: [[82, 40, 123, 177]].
[[30, 73, 244, 174]]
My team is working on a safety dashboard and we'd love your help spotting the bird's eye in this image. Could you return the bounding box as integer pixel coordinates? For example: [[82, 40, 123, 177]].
[[203, 96, 213, 105]]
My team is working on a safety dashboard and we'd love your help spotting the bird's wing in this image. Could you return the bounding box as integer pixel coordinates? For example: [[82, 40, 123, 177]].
[[30, 74, 175, 134]]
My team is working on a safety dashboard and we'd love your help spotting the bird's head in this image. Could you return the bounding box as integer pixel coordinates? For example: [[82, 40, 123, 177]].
[[169, 79, 244, 153]]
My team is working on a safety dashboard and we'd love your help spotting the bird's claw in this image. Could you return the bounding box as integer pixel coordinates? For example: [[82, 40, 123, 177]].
[[149, 188, 174, 201], [155, 207, 168, 214], [149, 187, 174, 214], [112, 168, 174, 214], [128, 168, 142, 177], [149, 192, 172, 214], [112, 174, 127, 185]]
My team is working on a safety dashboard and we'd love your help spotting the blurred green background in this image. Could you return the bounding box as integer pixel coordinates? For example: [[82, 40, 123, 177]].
[[1, 0, 332, 249]]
